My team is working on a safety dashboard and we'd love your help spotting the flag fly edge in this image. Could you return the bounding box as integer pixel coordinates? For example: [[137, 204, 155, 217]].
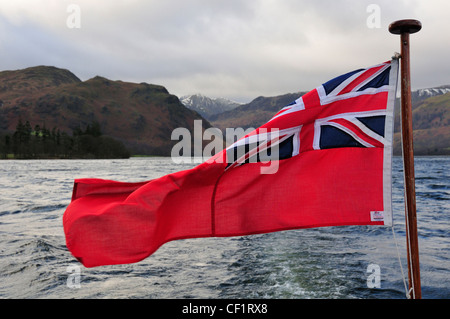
[[383, 58, 399, 227]]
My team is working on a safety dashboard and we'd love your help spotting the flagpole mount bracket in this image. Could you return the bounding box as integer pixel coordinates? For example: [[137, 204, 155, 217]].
[[389, 19, 422, 35], [392, 52, 401, 60]]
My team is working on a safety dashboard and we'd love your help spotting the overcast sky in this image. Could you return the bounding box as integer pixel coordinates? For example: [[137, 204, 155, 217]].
[[0, 0, 449, 102]]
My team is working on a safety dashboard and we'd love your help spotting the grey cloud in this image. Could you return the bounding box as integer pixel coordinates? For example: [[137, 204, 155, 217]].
[[0, 0, 448, 102]]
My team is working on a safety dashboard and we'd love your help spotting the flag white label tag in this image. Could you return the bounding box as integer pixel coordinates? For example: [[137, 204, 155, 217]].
[[370, 211, 385, 222]]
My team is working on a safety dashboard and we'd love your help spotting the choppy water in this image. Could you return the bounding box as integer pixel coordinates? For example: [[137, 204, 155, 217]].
[[0, 157, 448, 299]]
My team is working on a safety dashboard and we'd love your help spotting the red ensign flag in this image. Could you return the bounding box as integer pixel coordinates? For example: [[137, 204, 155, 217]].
[[63, 60, 398, 267]]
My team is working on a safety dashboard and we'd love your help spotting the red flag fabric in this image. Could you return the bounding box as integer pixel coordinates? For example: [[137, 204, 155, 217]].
[[63, 60, 399, 267]]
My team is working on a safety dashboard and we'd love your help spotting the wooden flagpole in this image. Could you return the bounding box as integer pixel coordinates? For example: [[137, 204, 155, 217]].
[[389, 19, 422, 299]]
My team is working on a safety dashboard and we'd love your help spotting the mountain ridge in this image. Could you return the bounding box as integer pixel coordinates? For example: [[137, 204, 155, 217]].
[[0, 65, 448, 156], [180, 93, 242, 120], [0, 66, 209, 156]]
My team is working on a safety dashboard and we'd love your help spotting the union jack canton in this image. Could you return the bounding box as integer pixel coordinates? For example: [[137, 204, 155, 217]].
[[226, 60, 398, 169]]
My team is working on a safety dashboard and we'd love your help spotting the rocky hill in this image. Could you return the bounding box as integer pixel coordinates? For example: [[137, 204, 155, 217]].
[[0, 66, 209, 156], [393, 91, 450, 155]]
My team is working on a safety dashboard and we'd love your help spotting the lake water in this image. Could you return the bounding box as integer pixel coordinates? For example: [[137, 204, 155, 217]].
[[0, 156, 448, 299]]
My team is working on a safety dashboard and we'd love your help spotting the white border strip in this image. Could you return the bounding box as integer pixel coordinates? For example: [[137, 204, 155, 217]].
[[382, 58, 399, 227]]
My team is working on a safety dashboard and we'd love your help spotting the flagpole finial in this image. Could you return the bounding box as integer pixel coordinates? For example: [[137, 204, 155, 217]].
[[389, 19, 422, 35]]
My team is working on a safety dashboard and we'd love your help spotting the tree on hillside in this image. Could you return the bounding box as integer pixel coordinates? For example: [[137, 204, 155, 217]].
[[0, 120, 129, 159]]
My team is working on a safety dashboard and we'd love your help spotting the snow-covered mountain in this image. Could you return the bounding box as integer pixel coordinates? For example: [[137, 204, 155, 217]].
[[182, 85, 450, 121], [180, 94, 242, 120], [412, 85, 450, 102]]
